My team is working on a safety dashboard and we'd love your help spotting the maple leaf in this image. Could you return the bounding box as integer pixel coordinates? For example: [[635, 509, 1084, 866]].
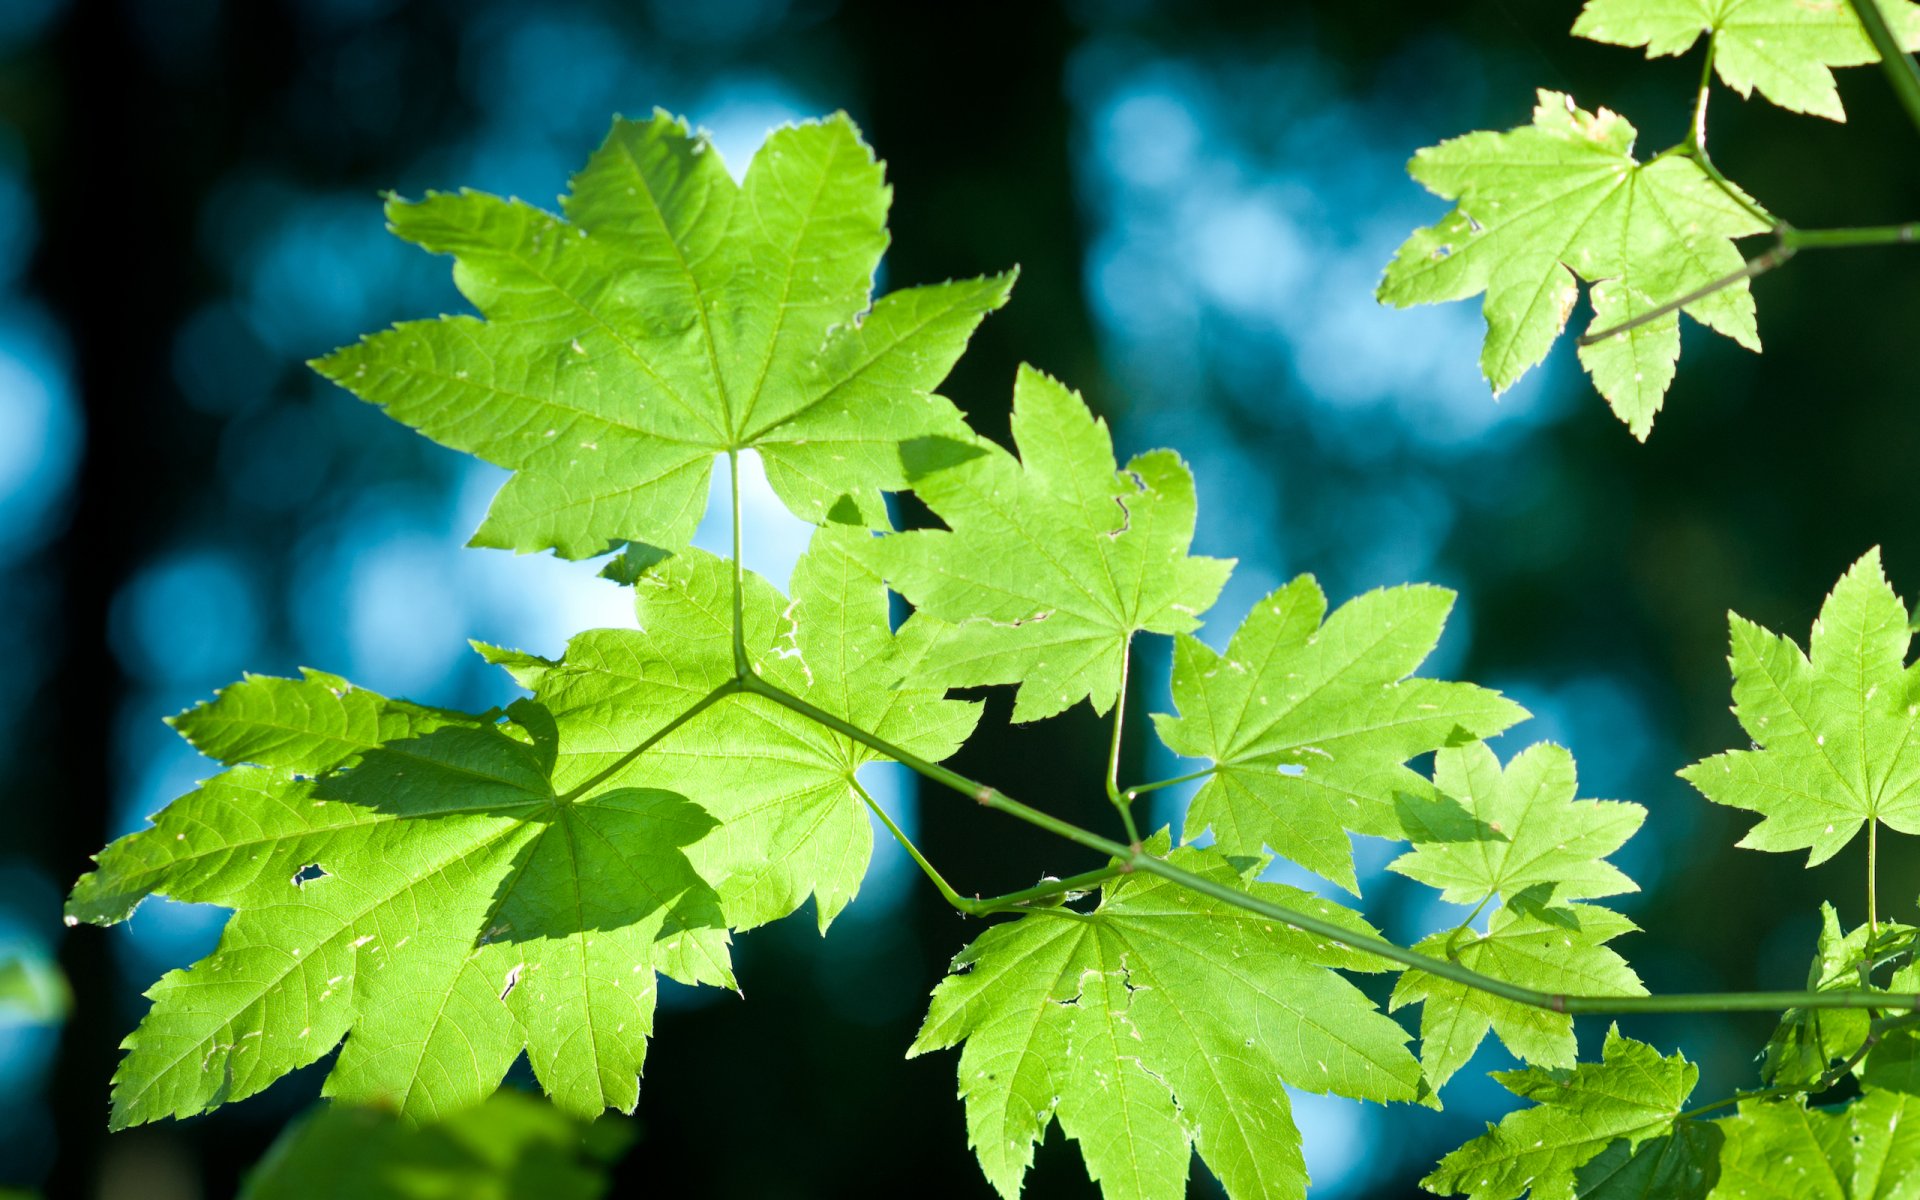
[[240, 1090, 630, 1200], [1378, 89, 1770, 439], [69, 670, 734, 1128], [1151, 575, 1526, 892], [1761, 904, 1917, 1087], [1572, 1121, 1723, 1200], [1387, 741, 1647, 1094], [313, 111, 1012, 559], [859, 364, 1234, 722], [1681, 548, 1920, 866], [1393, 902, 1646, 1094], [1389, 741, 1645, 908], [1573, 0, 1920, 121], [1709, 1090, 1920, 1199], [490, 523, 981, 931], [1423, 1027, 1699, 1200], [910, 836, 1419, 1200]]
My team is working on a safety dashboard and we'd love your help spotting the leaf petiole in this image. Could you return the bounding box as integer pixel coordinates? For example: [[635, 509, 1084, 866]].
[[739, 671, 1920, 1019], [1849, 0, 1920, 138]]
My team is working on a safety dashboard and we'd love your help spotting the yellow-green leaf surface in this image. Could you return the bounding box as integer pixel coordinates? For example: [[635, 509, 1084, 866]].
[[314, 111, 1011, 559], [241, 1091, 631, 1200], [1424, 1028, 1698, 1200], [1389, 741, 1644, 908], [1152, 576, 1525, 892], [1682, 549, 1920, 865], [1574, 0, 1920, 121], [1393, 902, 1646, 1094], [861, 365, 1233, 722], [1708, 1091, 1920, 1199], [494, 524, 981, 932], [70, 671, 734, 1128], [1761, 904, 1912, 1087], [1378, 89, 1768, 438], [911, 837, 1418, 1200]]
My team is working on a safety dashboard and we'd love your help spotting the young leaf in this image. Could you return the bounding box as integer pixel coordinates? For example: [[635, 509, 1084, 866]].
[[1761, 904, 1913, 1087], [1710, 1090, 1920, 1199], [502, 524, 982, 930], [1393, 903, 1646, 1093], [1573, 0, 1920, 122], [1681, 548, 1920, 866], [911, 837, 1419, 1200], [313, 111, 1012, 559], [1378, 90, 1769, 439], [1423, 1027, 1698, 1200], [860, 365, 1234, 722], [1389, 741, 1645, 908], [70, 673, 734, 1128], [240, 1090, 631, 1200], [1151, 576, 1525, 892]]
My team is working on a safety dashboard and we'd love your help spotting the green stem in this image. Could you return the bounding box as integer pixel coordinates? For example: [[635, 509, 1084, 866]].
[[1870, 820, 1881, 937], [1849, 0, 1920, 138], [555, 679, 741, 803], [738, 672, 1917, 1018], [1677, 1011, 1920, 1120], [1106, 638, 1142, 845], [853, 776, 1119, 915], [852, 775, 974, 911], [1689, 33, 1716, 151], [728, 451, 750, 678], [1788, 223, 1919, 249], [1693, 148, 1777, 228], [1580, 222, 1916, 346], [967, 867, 1127, 915], [1578, 237, 1796, 346], [1125, 767, 1216, 798]]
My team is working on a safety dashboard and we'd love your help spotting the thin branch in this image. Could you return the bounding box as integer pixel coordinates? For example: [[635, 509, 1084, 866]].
[[1105, 636, 1142, 845], [852, 774, 973, 911], [1850, 0, 1920, 139], [738, 671, 1919, 1018], [1871, 819, 1881, 937], [1578, 220, 1918, 347], [1689, 33, 1717, 152], [1689, 146, 1778, 228], [1577, 237, 1795, 347], [1677, 1011, 1920, 1120], [855, 775, 1120, 915], [728, 450, 749, 678], [1125, 767, 1216, 798]]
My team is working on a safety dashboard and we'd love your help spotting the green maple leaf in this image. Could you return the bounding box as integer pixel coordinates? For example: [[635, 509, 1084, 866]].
[[491, 524, 981, 931], [0, 949, 68, 1024], [1151, 575, 1526, 892], [1572, 1121, 1723, 1200], [1709, 1091, 1920, 1199], [1573, 0, 1920, 121], [1762, 904, 1916, 1087], [859, 364, 1234, 722], [1423, 1027, 1698, 1200], [1393, 902, 1646, 1094], [910, 836, 1419, 1200], [1681, 548, 1920, 866], [240, 1091, 631, 1200], [1378, 89, 1769, 439], [69, 670, 735, 1128], [314, 110, 1012, 559], [1389, 741, 1645, 908]]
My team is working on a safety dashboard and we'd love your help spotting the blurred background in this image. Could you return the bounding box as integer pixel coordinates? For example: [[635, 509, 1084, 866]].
[[4, 0, 1919, 1195]]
